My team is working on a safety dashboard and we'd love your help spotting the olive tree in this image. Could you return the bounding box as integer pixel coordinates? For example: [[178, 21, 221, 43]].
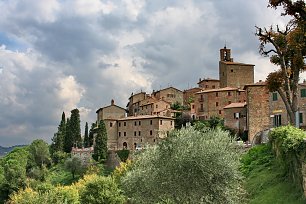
[[121, 127, 244, 204]]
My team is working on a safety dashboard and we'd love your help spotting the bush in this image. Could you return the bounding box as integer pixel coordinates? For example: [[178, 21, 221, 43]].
[[121, 127, 244, 203], [268, 125, 306, 190], [80, 176, 126, 204], [116, 150, 129, 162]]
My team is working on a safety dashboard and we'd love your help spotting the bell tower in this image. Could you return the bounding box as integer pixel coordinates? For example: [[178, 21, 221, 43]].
[[220, 46, 233, 62]]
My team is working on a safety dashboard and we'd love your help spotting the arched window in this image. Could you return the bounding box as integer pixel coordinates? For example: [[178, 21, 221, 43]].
[[134, 143, 137, 149], [123, 142, 128, 149]]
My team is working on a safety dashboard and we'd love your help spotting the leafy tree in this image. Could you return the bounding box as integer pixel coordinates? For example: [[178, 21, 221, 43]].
[[255, 1, 305, 125], [121, 127, 244, 203], [80, 176, 126, 204], [1, 148, 29, 199], [65, 156, 86, 179], [50, 112, 66, 153], [64, 117, 72, 153], [70, 108, 82, 148], [89, 123, 96, 147], [84, 122, 89, 148], [93, 120, 108, 162], [28, 139, 51, 168]]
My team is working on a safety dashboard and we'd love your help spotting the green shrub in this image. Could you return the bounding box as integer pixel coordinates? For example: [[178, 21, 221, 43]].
[[268, 126, 306, 190], [80, 176, 125, 204]]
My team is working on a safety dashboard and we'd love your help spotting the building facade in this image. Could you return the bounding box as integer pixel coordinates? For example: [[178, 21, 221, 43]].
[[224, 102, 247, 135], [219, 47, 254, 88], [195, 87, 246, 120], [152, 87, 183, 105]]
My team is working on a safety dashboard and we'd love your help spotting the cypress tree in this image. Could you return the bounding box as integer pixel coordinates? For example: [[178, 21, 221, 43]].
[[84, 122, 89, 148], [89, 123, 96, 147], [93, 120, 108, 162], [70, 108, 82, 148], [51, 112, 66, 153], [64, 117, 73, 153]]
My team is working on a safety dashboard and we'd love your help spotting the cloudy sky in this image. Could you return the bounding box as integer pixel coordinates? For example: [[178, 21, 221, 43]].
[[0, 0, 296, 146]]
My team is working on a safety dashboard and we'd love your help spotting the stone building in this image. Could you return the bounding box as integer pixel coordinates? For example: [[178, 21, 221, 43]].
[[197, 78, 220, 89], [96, 101, 175, 151], [138, 96, 171, 116], [126, 92, 147, 116], [71, 147, 94, 163], [96, 100, 126, 150], [152, 87, 183, 105], [116, 115, 174, 150], [195, 87, 246, 120], [219, 47, 254, 88], [244, 81, 270, 142], [223, 102, 247, 134]]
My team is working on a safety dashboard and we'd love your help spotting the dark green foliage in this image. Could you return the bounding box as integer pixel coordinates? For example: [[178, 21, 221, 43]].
[[50, 112, 66, 154], [64, 117, 72, 153], [70, 109, 82, 148], [116, 150, 129, 162], [64, 156, 86, 179], [268, 126, 306, 190], [84, 122, 89, 148], [51, 151, 69, 164], [89, 123, 96, 147], [122, 127, 244, 203], [80, 176, 126, 204], [93, 120, 108, 162]]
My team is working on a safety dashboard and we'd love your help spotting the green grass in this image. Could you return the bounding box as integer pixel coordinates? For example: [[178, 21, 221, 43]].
[[242, 144, 305, 204]]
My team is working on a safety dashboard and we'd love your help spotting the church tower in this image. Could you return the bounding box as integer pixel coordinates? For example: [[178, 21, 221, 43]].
[[219, 47, 254, 88]]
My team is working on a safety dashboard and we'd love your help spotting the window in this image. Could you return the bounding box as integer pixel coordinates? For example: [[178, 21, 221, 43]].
[[123, 142, 127, 149], [216, 92, 218, 97], [156, 104, 158, 108], [227, 91, 231, 96], [219, 110, 222, 114], [134, 121, 137, 126], [119, 122, 121, 127], [124, 122, 126, 126], [299, 112, 303, 124], [192, 105, 195, 109], [238, 92, 241, 95], [200, 104, 204, 111], [139, 121, 141, 125], [228, 101, 231, 104], [231, 69, 233, 72], [134, 131, 137, 136], [273, 115, 282, 127], [205, 85, 209, 88], [150, 130, 153, 135], [272, 92, 278, 101], [212, 85, 215, 89], [234, 113, 239, 119], [138, 131, 141, 136], [153, 139, 156, 142], [124, 132, 126, 136], [118, 132, 121, 137], [216, 102, 219, 107], [150, 120, 153, 125], [160, 120, 163, 125], [301, 89, 306, 97], [110, 122, 113, 127], [171, 121, 173, 126]]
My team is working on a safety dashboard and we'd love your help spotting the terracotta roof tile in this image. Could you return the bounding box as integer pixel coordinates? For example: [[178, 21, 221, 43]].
[[224, 102, 246, 109]]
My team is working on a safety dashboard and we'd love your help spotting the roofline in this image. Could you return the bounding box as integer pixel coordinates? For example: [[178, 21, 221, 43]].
[[195, 87, 244, 94], [117, 115, 174, 121], [197, 79, 220, 84], [153, 86, 183, 93], [96, 105, 127, 113], [220, 61, 255, 66]]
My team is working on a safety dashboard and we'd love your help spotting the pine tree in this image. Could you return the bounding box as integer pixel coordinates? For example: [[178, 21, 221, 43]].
[[89, 123, 96, 147], [64, 117, 73, 153], [93, 120, 108, 162], [70, 108, 82, 148], [51, 112, 66, 153], [84, 122, 89, 148]]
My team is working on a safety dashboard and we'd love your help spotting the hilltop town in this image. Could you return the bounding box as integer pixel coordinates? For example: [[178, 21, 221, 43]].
[[94, 46, 306, 152]]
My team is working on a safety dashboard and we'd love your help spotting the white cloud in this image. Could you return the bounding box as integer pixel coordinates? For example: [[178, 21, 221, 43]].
[[57, 75, 85, 111]]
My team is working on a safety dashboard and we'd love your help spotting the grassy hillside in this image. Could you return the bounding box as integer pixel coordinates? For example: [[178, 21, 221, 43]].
[[241, 144, 305, 204]]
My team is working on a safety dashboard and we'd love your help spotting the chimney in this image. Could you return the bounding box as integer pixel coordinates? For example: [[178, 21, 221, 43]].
[[111, 99, 114, 105]]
